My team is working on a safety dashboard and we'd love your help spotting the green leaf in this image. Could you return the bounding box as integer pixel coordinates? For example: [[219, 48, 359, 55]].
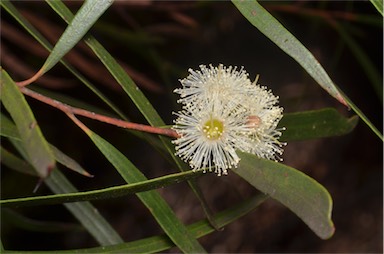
[[46, 0, 217, 231], [280, 108, 358, 141], [231, 0, 383, 141], [0, 70, 56, 178], [6, 194, 267, 253], [0, 114, 21, 141], [40, 0, 113, 74], [0, 0, 126, 120], [4, 134, 124, 246], [50, 145, 93, 177], [2, 208, 82, 233], [0, 147, 37, 176], [1, 113, 92, 177], [234, 152, 335, 239], [334, 23, 382, 102], [1, 170, 202, 208], [44, 168, 124, 245], [77, 125, 206, 253], [370, 0, 383, 15], [232, 0, 346, 106]]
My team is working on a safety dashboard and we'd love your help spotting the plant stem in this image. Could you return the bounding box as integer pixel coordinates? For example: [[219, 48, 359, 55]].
[[20, 87, 179, 139]]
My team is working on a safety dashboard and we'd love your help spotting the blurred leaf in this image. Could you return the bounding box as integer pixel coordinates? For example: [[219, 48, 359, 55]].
[[14, 194, 267, 253], [74, 121, 206, 253], [334, 23, 382, 102], [232, 0, 346, 106], [0, 0, 127, 120], [2, 208, 82, 233], [44, 168, 124, 245], [1, 170, 202, 208], [1, 113, 92, 177], [39, 0, 113, 75], [234, 152, 335, 239], [370, 0, 383, 15], [4, 143, 123, 246], [0, 114, 21, 141], [280, 108, 358, 141], [0, 147, 37, 176], [232, 0, 383, 141], [2, 116, 123, 246], [1, 70, 55, 178]]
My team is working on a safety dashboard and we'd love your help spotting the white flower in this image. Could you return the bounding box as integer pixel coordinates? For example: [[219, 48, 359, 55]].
[[173, 64, 285, 175], [175, 64, 255, 110], [172, 99, 250, 176]]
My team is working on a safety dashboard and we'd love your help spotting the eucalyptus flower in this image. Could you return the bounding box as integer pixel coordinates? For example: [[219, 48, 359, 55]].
[[173, 64, 285, 175]]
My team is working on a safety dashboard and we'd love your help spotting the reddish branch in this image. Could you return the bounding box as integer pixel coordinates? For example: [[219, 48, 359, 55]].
[[20, 87, 179, 139]]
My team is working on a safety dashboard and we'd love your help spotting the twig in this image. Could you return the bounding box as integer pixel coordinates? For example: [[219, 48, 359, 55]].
[[20, 87, 179, 139]]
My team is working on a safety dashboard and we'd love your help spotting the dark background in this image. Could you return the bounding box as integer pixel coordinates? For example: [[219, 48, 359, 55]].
[[1, 1, 383, 252]]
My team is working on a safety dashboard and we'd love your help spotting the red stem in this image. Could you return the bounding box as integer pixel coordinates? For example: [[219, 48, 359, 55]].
[[20, 87, 179, 139]]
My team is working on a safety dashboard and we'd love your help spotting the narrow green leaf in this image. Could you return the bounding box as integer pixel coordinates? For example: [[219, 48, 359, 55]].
[[370, 0, 383, 15], [0, 0, 127, 120], [1, 70, 56, 178], [340, 91, 383, 141], [0, 147, 37, 176], [280, 108, 358, 141], [46, 0, 218, 234], [232, 0, 346, 106], [5, 194, 267, 253], [2, 208, 82, 233], [1, 170, 202, 208], [234, 152, 335, 239], [0, 113, 21, 141], [334, 23, 382, 102], [5, 133, 124, 246], [50, 145, 93, 177], [232, 0, 382, 141], [79, 125, 206, 253], [40, 0, 113, 74], [44, 168, 124, 245], [1, 113, 92, 177]]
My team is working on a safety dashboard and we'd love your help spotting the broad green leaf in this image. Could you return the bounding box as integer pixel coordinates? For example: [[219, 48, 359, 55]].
[[75, 121, 206, 253], [39, 0, 113, 75], [280, 108, 358, 141], [8, 194, 267, 253], [370, 0, 383, 15], [1, 170, 202, 208], [232, 0, 383, 141], [0, 0, 126, 120], [5, 137, 124, 246], [1, 70, 55, 178], [234, 152, 335, 239]]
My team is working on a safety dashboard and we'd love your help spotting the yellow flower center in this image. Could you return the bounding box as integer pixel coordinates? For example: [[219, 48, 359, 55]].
[[203, 118, 224, 140]]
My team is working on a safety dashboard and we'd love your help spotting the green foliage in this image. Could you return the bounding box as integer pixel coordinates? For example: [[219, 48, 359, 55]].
[[40, 0, 113, 75], [1, 0, 380, 253], [231, 0, 382, 140], [1, 70, 56, 178], [235, 153, 334, 239], [370, 0, 384, 15], [280, 108, 358, 141]]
